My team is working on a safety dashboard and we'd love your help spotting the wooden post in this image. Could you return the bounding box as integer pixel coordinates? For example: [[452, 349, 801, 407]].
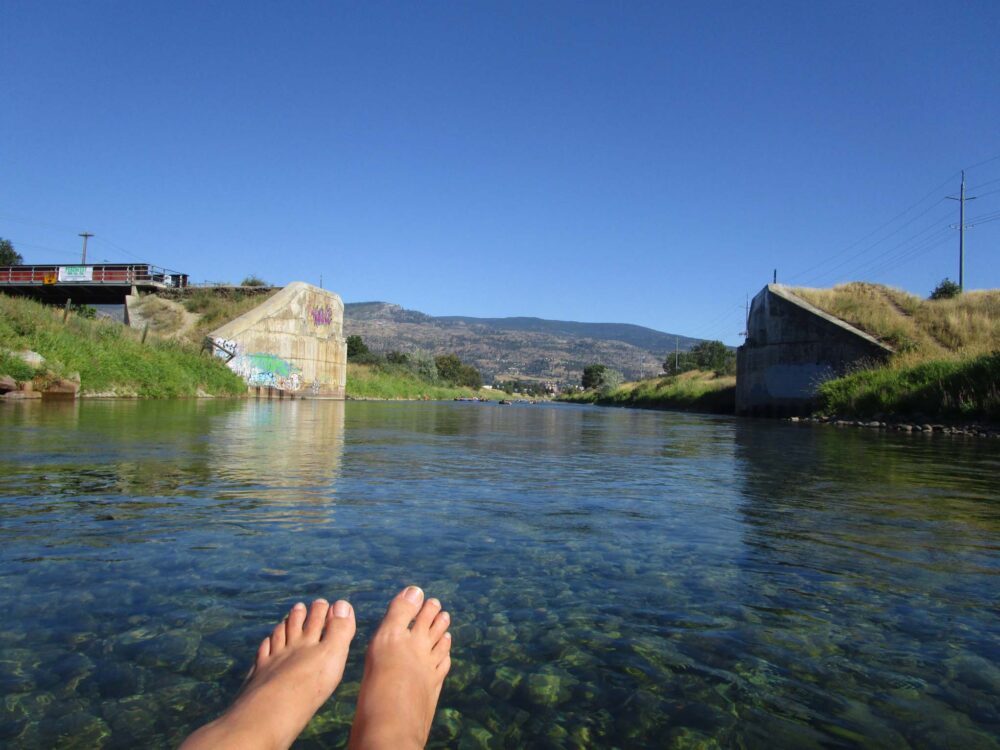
[[63, 298, 72, 322], [141, 322, 149, 344]]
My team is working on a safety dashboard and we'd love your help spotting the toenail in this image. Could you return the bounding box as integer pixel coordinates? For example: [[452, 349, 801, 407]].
[[314, 598, 328, 605], [441, 611, 450, 623], [294, 602, 306, 610], [404, 586, 424, 604], [429, 598, 441, 608], [333, 600, 351, 618], [444, 631, 452, 640]]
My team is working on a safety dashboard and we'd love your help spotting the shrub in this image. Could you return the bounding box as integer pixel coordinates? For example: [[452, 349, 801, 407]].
[[930, 278, 961, 300], [241, 275, 269, 287]]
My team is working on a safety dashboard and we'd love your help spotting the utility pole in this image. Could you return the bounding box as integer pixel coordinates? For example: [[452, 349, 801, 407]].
[[946, 172, 976, 291], [78, 232, 93, 264], [773, 269, 777, 284], [674, 337, 679, 373]]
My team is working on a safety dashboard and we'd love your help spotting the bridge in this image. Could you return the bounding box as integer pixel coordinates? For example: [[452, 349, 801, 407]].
[[0, 263, 189, 304]]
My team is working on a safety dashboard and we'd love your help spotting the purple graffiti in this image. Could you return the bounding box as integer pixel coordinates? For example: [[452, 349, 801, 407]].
[[310, 306, 333, 325]]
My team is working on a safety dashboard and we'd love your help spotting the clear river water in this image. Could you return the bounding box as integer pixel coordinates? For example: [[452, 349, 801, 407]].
[[0, 399, 998, 749]]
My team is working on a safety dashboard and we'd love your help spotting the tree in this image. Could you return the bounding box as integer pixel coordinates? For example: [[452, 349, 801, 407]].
[[434, 353, 463, 383], [240, 275, 268, 287], [930, 278, 961, 300], [581, 363, 623, 393], [346, 335, 369, 358], [664, 341, 735, 376], [690, 340, 736, 376], [435, 353, 483, 388], [0, 238, 23, 265], [599, 368, 623, 393], [582, 364, 607, 390]]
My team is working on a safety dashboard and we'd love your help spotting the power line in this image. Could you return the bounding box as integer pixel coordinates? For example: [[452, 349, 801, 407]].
[[785, 174, 958, 283], [795, 203, 954, 287]]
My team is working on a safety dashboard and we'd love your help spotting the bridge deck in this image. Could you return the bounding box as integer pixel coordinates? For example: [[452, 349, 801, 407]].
[[0, 264, 188, 304]]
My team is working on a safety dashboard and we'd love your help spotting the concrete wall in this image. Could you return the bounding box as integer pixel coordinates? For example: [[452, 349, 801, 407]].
[[209, 282, 347, 399], [736, 285, 892, 416]]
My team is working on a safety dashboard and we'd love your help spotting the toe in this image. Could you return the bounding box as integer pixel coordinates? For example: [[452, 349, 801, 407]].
[[322, 599, 356, 646], [256, 636, 271, 663], [303, 599, 330, 641], [428, 609, 450, 643], [285, 601, 308, 643], [435, 649, 452, 675], [431, 630, 452, 664], [270, 616, 287, 652], [413, 597, 442, 634], [382, 585, 425, 629]]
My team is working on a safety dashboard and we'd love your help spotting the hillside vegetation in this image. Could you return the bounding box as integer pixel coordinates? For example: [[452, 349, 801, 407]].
[[791, 282, 999, 360], [790, 283, 999, 421], [0, 294, 245, 397], [344, 301, 696, 384], [559, 370, 735, 413]]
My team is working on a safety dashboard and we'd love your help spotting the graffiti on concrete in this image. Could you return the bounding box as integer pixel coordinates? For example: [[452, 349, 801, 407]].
[[213, 338, 240, 359], [212, 338, 302, 391], [309, 306, 333, 326]]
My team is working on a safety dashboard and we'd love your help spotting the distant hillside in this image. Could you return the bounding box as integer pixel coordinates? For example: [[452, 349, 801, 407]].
[[344, 302, 705, 385]]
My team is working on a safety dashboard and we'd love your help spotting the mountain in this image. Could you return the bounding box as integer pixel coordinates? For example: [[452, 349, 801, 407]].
[[343, 302, 706, 386]]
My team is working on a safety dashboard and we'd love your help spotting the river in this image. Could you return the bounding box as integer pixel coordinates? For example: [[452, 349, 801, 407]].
[[0, 400, 997, 748]]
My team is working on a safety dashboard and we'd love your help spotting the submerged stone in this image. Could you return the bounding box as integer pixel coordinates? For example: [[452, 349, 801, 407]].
[[488, 665, 523, 699], [524, 668, 574, 707]]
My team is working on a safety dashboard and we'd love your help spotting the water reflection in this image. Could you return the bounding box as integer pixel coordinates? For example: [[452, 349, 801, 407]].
[[209, 399, 345, 503], [731, 420, 1000, 748]]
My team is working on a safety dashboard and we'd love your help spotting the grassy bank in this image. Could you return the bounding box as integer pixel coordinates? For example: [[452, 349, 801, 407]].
[[816, 351, 1000, 421], [0, 294, 246, 397], [346, 363, 510, 401], [558, 370, 735, 413], [180, 287, 279, 343], [788, 283, 999, 420], [791, 282, 999, 358]]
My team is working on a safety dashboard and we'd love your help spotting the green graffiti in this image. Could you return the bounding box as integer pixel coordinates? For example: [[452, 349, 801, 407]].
[[247, 353, 296, 377]]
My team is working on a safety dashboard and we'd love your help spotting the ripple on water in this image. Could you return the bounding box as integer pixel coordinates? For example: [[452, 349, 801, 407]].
[[0, 400, 998, 748]]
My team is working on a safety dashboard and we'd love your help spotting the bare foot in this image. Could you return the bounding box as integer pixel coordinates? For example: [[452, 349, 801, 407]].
[[348, 586, 452, 750], [181, 598, 356, 750]]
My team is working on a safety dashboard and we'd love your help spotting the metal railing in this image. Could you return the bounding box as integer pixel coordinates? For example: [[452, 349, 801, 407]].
[[0, 264, 188, 287]]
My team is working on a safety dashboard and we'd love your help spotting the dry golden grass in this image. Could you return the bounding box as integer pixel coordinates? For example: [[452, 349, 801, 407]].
[[181, 288, 280, 344], [790, 282, 999, 365]]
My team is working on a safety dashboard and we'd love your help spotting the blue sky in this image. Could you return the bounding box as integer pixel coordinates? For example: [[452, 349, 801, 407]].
[[3, 1, 998, 345]]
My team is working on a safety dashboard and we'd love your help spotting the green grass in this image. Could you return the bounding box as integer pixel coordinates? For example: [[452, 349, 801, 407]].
[[558, 370, 736, 413], [816, 351, 1000, 421], [0, 294, 246, 397], [347, 363, 510, 401], [788, 283, 1000, 420]]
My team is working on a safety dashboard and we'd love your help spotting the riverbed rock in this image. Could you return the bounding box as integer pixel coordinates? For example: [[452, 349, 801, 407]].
[[489, 665, 523, 699], [524, 667, 575, 707], [1, 390, 42, 401], [42, 376, 81, 399], [0, 375, 16, 392]]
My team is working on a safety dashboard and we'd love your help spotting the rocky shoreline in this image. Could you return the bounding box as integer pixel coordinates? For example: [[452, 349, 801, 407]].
[[787, 414, 1000, 438]]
